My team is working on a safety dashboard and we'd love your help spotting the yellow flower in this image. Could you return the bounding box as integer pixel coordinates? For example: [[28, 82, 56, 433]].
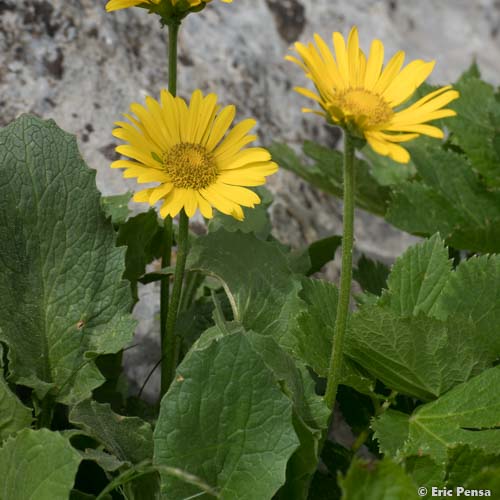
[[111, 90, 278, 220], [105, 0, 232, 13], [286, 26, 459, 163]]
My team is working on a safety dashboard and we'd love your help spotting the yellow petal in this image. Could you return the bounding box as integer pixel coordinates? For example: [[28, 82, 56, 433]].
[[373, 50, 405, 95], [332, 31, 349, 85], [383, 60, 435, 107], [364, 39, 384, 90], [205, 105, 236, 151]]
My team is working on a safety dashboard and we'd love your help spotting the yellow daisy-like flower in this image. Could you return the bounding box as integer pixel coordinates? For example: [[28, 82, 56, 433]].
[[111, 90, 278, 220], [286, 26, 459, 163], [105, 0, 231, 13]]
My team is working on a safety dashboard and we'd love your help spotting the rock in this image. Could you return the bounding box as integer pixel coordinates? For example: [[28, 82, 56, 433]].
[[2, 0, 496, 400]]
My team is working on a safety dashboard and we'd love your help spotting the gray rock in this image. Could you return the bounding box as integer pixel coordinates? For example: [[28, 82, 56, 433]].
[[1, 0, 495, 400]]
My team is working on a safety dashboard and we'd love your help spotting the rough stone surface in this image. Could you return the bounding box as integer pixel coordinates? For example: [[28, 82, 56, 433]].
[[2, 0, 498, 400]]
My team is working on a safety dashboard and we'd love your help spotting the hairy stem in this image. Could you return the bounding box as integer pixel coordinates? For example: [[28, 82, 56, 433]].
[[162, 209, 189, 394], [160, 20, 180, 398], [324, 132, 356, 410]]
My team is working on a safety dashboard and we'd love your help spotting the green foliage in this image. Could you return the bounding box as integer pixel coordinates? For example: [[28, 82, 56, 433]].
[[339, 458, 419, 500], [0, 116, 135, 405], [187, 229, 306, 353], [154, 329, 301, 499], [0, 350, 32, 442], [0, 428, 82, 500], [346, 235, 495, 401]]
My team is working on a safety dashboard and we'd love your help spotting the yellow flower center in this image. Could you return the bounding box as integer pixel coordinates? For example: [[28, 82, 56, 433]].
[[163, 143, 218, 190], [331, 88, 393, 130]]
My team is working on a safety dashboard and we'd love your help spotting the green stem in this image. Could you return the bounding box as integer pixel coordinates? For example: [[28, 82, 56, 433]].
[[160, 20, 181, 398], [161, 210, 190, 394], [37, 397, 53, 429], [324, 132, 356, 410]]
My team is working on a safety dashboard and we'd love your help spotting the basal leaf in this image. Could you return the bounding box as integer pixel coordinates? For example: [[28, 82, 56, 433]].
[[70, 400, 159, 500], [0, 375, 32, 443], [0, 428, 81, 500], [154, 331, 300, 500], [187, 229, 306, 353], [404, 366, 500, 464], [339, 458, 419, 500], [0, 341, 32, 442], [69, 400, 153, 464], [0, 115, 135, 405]]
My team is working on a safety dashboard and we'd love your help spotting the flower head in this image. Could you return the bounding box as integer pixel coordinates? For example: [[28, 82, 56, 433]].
[[286, 26, 459, 163], [105, 0, 232, 14], [111, 90, 278, 220]]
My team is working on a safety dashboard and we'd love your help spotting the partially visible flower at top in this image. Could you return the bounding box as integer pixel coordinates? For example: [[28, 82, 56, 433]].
[[105, 0, 232, 14], [111, 89, 278, 220], [286, 26, 459, 163]]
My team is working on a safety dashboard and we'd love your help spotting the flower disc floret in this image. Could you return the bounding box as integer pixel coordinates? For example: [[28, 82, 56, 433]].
[[111, 89, 278, 220], [163, 143, 218, 190], [286, 26, 460, 163]]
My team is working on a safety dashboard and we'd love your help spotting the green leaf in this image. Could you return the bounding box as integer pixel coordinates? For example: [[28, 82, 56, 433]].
[[432, 254, 500, 357], [208, 186, 273, 240], [372, 410, 410, 458], [347, 235, 495, 400], [0, 116, 135, 404], [403, 366, 500, 464], [295, 278, 376, 395], [339, 458, 419, 500], [306, 235, 342, 275], [187, 229, 306, 353], [116, 209, 163, 284], [154, 331, 300, 500], [70, 400, 159, 500], [353, 255, 390, 296], [387, 144, 500, 252], [269, 142, 390, 216], [346, 308, 490, 401], [445, 445, 500, 489], [100, 192, 131, 225], [0, 346, 32, 441], [0, 428, 81, 500], [447, 76, 500, 185], [243, 332, 329, 500], [69, 400, 153, 464], [404, 455, 445, 491], [295, 279, 337, 377], [79, 448, 125, 472], [384, 234, 451, 317]]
